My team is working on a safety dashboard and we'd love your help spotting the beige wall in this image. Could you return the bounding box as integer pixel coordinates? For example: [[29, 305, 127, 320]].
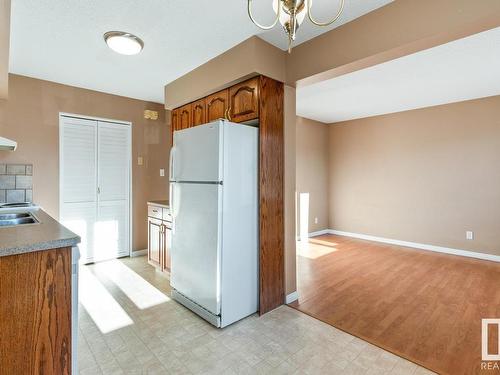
[[0, 0, 10, 99], [164, 36, 286, 109], [296, 117, 329, 234], [328, 95, 500, 255], [0, 74, 170, 251]]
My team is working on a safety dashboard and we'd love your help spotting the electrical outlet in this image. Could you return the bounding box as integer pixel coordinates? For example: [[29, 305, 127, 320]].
[[314, 217, 318, 224], [466, 231, 474, 240], [160, 169, 165, 177], [137, 156, 143, 166]]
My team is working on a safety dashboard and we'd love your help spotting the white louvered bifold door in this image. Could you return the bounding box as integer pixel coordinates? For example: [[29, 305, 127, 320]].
[[60, 116, 131, 264], [95, 121, 131, 261], [60, 117, 98, 263]]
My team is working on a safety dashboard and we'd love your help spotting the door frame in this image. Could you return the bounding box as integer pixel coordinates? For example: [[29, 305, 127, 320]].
[[58, 112, 133, 260]]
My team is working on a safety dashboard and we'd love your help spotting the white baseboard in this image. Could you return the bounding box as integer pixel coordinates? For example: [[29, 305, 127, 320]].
[[308, 229, 331, 238], [285, 291, 299, 304], [130, 249, 147, 257], [329, 229, 500, 263]]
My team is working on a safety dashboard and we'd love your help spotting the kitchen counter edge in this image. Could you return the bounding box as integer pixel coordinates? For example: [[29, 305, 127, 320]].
[[147, 200, 170, 208], [0, 208, 80, 258]]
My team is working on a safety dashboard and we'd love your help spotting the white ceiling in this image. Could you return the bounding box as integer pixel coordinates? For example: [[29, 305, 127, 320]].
[[9, 0, 391, 103], [297, 26, 500, 124]]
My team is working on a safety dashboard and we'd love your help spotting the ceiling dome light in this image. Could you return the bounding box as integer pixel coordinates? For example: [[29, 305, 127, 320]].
[[104, 31, 144, 55]]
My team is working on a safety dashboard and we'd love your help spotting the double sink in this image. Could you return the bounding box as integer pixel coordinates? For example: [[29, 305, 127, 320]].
[[0, 212, 39, 227]]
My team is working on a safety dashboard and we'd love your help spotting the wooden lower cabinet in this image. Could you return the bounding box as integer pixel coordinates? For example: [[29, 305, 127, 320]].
[[148, 217, 163, 268], [0, 247, 72, 374], [147, 205, 172, 274], [162, 221, 172, 272]]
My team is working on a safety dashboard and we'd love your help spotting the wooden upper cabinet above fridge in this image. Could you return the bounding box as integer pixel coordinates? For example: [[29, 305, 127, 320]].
[[229, 77, 259, 123], [179, 103, 192, 129], [171, 108, 180, 130], [191, 99, 206, 126], [206, 89, 229, 122]]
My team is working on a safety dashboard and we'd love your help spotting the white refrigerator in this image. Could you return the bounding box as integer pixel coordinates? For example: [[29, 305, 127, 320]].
[[169, 120, 259, 328]]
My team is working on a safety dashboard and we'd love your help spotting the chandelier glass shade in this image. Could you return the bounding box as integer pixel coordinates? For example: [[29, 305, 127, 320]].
[[248, 0, 345, 52]]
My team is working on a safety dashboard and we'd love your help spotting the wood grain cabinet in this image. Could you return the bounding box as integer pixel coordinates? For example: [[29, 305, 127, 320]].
[[170, 77, 261, 140], [191, 99, 206, 126], [170, 108, 180, 144], [171, 108, 180, 131], [162, 221, 172, 272], [179, 104, 192, 130], [206, 89, 229, 122], [147, 203, 172, 274], [229, 77, 259, 123], [148, 217, 163, 269], [0, 248, 72, 374]]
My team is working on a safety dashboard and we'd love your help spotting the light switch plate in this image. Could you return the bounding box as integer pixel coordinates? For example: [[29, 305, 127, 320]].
[[137, 156, 143, 166], [160, 169, 165, 177], [466, 231, 474, 240]]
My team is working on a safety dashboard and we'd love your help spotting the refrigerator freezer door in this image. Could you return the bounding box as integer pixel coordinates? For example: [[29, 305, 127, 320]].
[[172, 121, 223, 182], [170, 181, 222, 315]]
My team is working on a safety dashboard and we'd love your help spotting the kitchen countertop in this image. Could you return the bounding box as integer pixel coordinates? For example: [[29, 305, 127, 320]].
[[0, 208, 80, 257], [147, 200, 170, 208]]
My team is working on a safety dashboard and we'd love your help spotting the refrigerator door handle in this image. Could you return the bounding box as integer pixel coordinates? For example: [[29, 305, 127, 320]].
[[170, 182, 175, 235], [169, 146, 176, 181]]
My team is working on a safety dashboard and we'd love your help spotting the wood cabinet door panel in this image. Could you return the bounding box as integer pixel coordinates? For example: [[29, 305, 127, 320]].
[[162, 222, 172, 272], [171, 108, 179, 144], [206, 89, 229, 122], [148, 218, 162, 268], [171, 109, 179, 131], [229, 77, 259, 123], [179, 104, 193, 130], [179, 104, 192, 129], [192, 99, 206, 126]]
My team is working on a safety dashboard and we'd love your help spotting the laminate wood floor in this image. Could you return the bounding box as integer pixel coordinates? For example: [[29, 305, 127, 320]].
[[290, 234, 500, 375]]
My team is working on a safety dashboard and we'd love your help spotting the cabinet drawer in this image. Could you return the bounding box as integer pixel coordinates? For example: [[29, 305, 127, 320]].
[[148, 205, 163, 219], [163, 208, 172, 222]]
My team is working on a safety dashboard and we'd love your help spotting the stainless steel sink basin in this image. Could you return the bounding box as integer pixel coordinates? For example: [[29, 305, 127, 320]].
[[0, 212, 39, 227], [0, 213, 32, 220]]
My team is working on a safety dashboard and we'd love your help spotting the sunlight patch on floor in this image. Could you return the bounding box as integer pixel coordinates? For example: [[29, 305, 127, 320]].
[[309, 238, 339, 247], [93, 259, 170, 309], [79, 266, 133, 334], [297, 239, 338, 259]]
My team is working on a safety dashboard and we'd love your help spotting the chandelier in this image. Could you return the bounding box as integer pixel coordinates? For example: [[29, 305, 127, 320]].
[[248, 0, 345, 53]]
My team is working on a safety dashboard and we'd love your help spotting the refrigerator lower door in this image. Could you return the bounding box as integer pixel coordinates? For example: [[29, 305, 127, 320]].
[[172, 121, 223, 182], [170, 182, 222, 316]]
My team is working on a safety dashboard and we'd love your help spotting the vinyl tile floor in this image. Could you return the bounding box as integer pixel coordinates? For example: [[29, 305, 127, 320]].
[[78, 256, 434, 374]]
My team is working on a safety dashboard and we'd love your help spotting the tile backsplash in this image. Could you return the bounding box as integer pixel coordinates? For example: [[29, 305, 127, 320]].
[[0, 164, 33, 203]]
